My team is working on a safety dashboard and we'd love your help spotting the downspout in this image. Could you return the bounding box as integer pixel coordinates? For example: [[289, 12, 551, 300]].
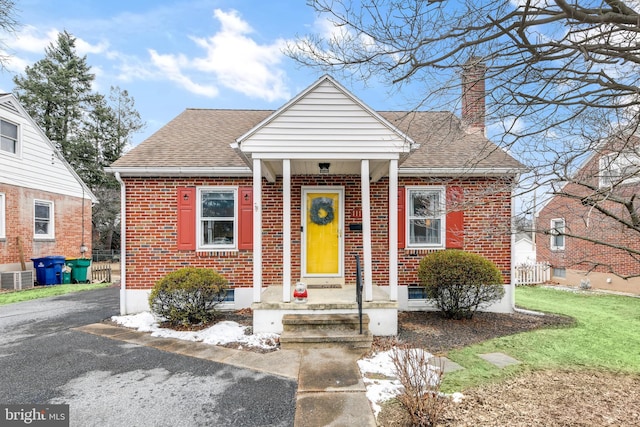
[[510, 174, 520, 311], [115, 172, 127, 314]]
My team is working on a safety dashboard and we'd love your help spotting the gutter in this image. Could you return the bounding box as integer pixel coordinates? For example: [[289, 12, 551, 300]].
[[399, 167, 526, 176], [105, 166, 252, 177], [115, 172, 127, 315]]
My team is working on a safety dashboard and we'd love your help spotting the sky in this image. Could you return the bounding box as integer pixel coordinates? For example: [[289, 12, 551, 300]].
[[0, 0, 411, 146]]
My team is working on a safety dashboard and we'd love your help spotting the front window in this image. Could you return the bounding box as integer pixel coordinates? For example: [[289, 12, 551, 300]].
[[0, 193, 5, 239], [550, 218, 565, 251], [407, 187, 445, 247], [1, 119, 18, 154], [198, 188, 236, 249], [34, 200, 54, 239]]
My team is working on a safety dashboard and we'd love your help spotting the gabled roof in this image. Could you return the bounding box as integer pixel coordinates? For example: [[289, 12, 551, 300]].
[[233, 75, 418, 160], [109, 77, 524, 176], [0, 94, 97, 202]]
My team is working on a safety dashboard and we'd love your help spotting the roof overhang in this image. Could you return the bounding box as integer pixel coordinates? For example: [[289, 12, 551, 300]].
[[105, 166, 252, 177], [399, 167, 526, 177]]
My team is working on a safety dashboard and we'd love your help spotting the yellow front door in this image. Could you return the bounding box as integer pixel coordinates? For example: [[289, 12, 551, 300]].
[[305, 190, 341, 276]]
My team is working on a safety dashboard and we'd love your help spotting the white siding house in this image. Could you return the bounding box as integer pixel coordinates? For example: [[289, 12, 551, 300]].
[[0, 94, 96, 275]]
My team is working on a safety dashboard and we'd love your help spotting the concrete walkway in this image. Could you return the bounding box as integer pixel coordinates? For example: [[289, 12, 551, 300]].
[[78, 323, 523, 426], [78, 323, 377, 427]]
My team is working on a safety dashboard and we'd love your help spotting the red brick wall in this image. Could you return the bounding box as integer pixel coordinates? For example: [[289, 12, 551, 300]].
[[396, 177, 514, 286], [0, 184, 92, 265], [537, 178, 640, 277], [122, 175, 514, 289]]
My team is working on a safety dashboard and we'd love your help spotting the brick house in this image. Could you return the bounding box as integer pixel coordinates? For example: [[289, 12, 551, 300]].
[[108, 74, 524, 335], [537, 135, 640, 294], [0, 94, 96, 285]]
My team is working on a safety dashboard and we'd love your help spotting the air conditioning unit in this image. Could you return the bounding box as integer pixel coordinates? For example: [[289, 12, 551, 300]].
[[0, 270, 34, 290]]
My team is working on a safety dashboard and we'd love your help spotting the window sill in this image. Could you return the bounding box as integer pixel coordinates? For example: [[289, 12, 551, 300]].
[[404, 247, 444, 255], [196, 250, 239, 258], [33, 237, 55, 242]]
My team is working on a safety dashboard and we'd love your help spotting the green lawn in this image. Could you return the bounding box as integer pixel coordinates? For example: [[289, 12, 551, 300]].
[[441, 286, 640, 392], [0, 282, 112, 305]]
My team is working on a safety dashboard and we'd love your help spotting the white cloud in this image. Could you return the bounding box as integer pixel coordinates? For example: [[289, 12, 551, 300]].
[[148, 49, 219, 97], [1, 25, 110, 75], [7, 26, 56, 53], [140, 8, 291, 102], [189, 9, 290, 102]]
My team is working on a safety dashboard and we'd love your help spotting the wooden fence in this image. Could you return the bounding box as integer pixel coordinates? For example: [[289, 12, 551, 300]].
[[91, 263, 112, 283], [514, 262, 550, 285]]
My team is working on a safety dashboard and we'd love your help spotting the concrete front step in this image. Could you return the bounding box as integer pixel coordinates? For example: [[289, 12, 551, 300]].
[[280, 313, 373, 350]]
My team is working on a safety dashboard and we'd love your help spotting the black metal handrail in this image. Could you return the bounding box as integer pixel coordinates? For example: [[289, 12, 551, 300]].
[[355, 254, 363, 334]]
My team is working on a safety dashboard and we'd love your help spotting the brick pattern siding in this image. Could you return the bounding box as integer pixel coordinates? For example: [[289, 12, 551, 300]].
[[0, 184, 92, 265], [537, 158, 640, 277], [122, 175, 514, 290]]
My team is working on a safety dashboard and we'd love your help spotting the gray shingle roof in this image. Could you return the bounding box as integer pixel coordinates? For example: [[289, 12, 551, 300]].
[[111, 108, 524, 171]]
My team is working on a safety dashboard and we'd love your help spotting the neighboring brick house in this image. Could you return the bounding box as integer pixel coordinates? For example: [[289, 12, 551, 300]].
[[537, 135, 640, 294], [0, 94, 96, 285], [108, 74, 524, 335]]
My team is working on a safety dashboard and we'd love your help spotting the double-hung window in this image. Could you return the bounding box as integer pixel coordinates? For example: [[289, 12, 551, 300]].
[[34, 200, 54, 239], [0, 193, 5, 239], [407, 187, 445, 247], [550, 218, 565, 251], [1, 119, 18, 154], [197, 188, 237, 249]]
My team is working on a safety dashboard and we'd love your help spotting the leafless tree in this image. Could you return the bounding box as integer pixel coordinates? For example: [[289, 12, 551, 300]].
[[288, 0, 640, 277], [0, 0, 19, 70]]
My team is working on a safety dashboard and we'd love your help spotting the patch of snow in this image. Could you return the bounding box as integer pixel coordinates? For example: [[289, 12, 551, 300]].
[[358, 349, 464, 417], [111, 312, 279, 350], [451, 392, 464, 403], [112, 312, 464, 418]]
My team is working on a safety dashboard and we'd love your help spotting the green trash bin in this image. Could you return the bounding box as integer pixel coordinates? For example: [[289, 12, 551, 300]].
[[66, 258, 91, 283], [62, 264, 72, 284]]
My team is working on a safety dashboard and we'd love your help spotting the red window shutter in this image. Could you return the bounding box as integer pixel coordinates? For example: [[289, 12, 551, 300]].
[[238, 186, 253, 250], [398, 186, 406, 249], [446, 186, 464, 249], [177, 187, 196, 250]]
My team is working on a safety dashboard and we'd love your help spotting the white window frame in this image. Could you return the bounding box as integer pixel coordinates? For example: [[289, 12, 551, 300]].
[[196, 187, 238, 251], [599, 151, 640, 188], [0, 118, 19, 156], [0, 193, 5, 239], [34, 199, 54, 239], [550, 218, 565, 251], [406, 186, 446, 248]]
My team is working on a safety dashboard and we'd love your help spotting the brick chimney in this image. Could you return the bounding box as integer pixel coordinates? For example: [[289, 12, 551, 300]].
[[461, 57, 486, 134]]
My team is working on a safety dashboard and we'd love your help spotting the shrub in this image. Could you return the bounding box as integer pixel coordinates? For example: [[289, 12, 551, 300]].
[[391, 344, 446, 427], [418, 250, 504, 319], [148, 267, 228, 327]]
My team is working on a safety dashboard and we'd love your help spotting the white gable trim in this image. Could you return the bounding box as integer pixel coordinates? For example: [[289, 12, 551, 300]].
[[231, 75, 419, 160]]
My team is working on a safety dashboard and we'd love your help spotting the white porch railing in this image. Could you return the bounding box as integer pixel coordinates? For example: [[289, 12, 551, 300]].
[[514, 262, 550, 285]]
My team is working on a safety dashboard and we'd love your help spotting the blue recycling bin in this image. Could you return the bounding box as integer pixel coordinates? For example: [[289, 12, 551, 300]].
[[31, 256, 67, 285]]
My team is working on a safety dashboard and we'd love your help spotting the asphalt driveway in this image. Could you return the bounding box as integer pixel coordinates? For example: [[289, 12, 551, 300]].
[[0, 286, 296, 426]]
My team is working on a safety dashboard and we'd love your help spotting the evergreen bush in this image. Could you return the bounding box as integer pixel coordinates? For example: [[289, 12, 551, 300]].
[[418, 250, 504, 319], [148, 267, 228, 327]]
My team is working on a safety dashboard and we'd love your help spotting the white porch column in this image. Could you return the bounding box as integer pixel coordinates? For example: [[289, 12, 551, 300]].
[[388, 159, 398, 300], [252, 159, 263, 303], [361, 160, 373, 301], [282, 159, 292, 302]]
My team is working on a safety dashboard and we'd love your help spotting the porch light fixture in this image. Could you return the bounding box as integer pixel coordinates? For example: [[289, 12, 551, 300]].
[[318, 163, 330, 175]]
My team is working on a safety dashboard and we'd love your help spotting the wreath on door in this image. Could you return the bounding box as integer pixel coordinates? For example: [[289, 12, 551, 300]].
[[310, 197, 334, 225]]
